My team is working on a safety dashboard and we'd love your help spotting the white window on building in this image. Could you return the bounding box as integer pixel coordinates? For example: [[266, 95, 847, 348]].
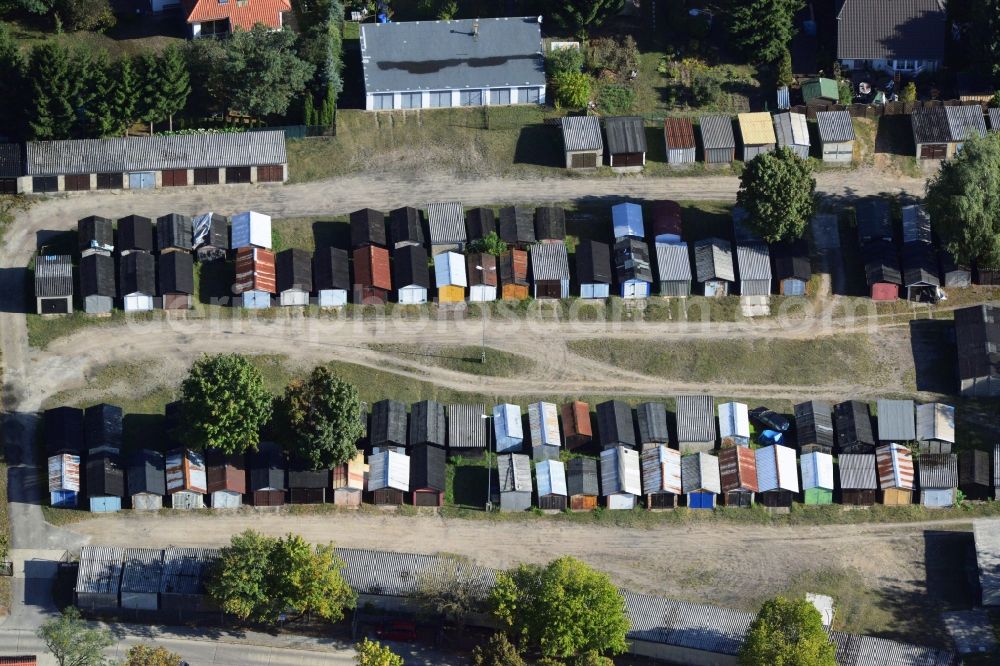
[[429, 91, 452, 107], [372, 94, 393, 110], [490, 88, 511, 105], [460, 90, 483, 106], [400, 92, 422, 109], [519, 87, 540, 104]]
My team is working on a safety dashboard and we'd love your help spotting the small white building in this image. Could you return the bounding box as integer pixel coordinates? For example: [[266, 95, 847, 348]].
[[231, 211, 272, 250], [718, 402, 750, 447], [600, 446, 641, 510], [119, 252, 155, 312], [493, 403, 524, 454]]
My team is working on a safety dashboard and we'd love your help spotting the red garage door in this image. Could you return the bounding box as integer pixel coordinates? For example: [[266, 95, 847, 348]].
[[162, 169, 188, 187], [257, 165, 284, 182]]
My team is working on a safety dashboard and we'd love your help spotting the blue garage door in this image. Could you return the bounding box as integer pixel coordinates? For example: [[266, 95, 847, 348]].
[[89, 496, 121, 513], [50, 491, 77, 508], [460, 90, 483, 106], [128, 172, 155, 189], [689, 492, 714, 509]]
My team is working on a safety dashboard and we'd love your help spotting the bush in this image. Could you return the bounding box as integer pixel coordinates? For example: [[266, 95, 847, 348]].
[[60, 0, 116, 32], [586, 36, 639, 80], [691, 75, 722, 107], [901, 81, 917, 103], [553, 71, 591, 108], [597, 84, 635, 114], [838, 79, 853, 105], [547, 47, 585, 76], [775, 49, 793, 87], [471, 633, 526, 666], [991, 90, 1000, 108]]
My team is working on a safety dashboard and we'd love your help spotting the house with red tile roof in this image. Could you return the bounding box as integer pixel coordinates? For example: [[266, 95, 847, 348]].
[[183, 0, 291, 37]]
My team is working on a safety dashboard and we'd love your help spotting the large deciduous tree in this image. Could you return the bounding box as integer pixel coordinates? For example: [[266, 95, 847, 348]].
[[739, 596, 836, 666], [546, 0, 625, 38], [737, 147, 815, 243], [224, 24, 314, 119], [729, 0, 803, 65], [926, 132, 1000, 266], [179, 354, 272, 455], [37, 607, 114, 666], [275, 366, 362, 469], [206, 529, 277, 622], [491, 556, 630, 659]]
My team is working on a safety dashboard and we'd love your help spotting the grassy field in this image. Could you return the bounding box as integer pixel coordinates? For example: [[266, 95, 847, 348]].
[[368, 344, 533, 378], [7, 17, 183, 57], [567, 334, 894, 387]]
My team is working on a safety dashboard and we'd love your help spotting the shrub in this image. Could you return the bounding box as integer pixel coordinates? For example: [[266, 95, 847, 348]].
[[553, 71, 591, 108], [691, 75, 722, 107], [471, 633, 526, 666], [838, 79, 853, 105], [597, 84, 634, 114], [901, 81, 917, 103], [776, 49, 793, 87], [586, 36, 639, 80], [547, 47, 585, 76]]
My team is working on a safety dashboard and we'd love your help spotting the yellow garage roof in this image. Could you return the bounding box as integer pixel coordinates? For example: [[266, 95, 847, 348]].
[[738, 112, 776, 145]]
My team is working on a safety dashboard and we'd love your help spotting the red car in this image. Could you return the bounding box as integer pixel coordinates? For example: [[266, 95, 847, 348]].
[[377, 620, 417, 642]]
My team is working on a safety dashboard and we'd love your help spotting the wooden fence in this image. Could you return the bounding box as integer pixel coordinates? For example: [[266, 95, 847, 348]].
[[786, 99, 989, 120]]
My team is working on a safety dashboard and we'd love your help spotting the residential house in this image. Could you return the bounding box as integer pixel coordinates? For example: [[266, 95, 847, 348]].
[[434, 251, 467, 303], [498, 206, 536, 248], [127, 449, 165, 511], [802, 78, 839, 105], [493, 403, 524, 454], [916, 402, 955, 453], [529, 242, 570, 298], [166, 449, 207, 510], [800, 451, 834, 505], [370, 399, 408, 450], [876, 399, 916, 442], [313, 247, 350, 307], [498, 453, 533, 512], [719, 445, 758, 507], [536, 459, 568, 511], [534, 207, 566, 242], [183, 0, 291, 37], [918, 453, 958, 507], [612, 202, 645, 240], [576, 240, 613, 298], [676, 395, 716, 453], [34, 254, 73, 315], [350, 208, 386, 249], [614, 237, 653, 299], [248, 442, 287, 507], [902, 205, 932, 244], [84, 403, 122, 455], [394, 245, 430, 305], [836, 0, 945, 74], [466, 253, 498, 302], [560, 115, 603, 169], [958, 450, 992, 500], [288, 461, 329, 505], [636, 402, 670, 449], [427, 202, 467, 255], [834, 400, 876, 454], [863, 240, 902, 301], [78, 216, 114, 256], [754, 444, 799, 508], [664, 117, 696, 165], [682, 452, 721, 509], [48, 453, 80, 508], [597, 400, 637, 449], [694, 238, 735, 297], [655, 242, 692, 297], [939, 249, 971, 288], [771, 240, 811, 295], [736, 242, 772, 296], [205, 450, 245, 509], [604, 116, 647, 170], [955, 305, 1000, 397], [332, 452, 366, 507], [839, 454, 879, 505], [45, 406, 83, 455], [498, 249, 530, 300], [191, 212, 228, 261], [231, 211, 272, 250], [773, 112, 810, 159], [794, 400, 834, 454], [816, 110, 855, 164], [738, 112, 776, 160], [877, 443, 915, 505], [360, 17, 545, 111], [119, 252, 155, 312], [234, 247, 276, 308], [368, 448, 410, 506], [699, 115, 736, 164], [87, 454, 124, 513], [465, 207, 496, 244], [902, 242, 941, 301], [600, 446, 642, 509], [409, 400, 447, 449], [410, 444, 446, 507], [448, 404, 488, 455], [650, 200, 682, 244], [388, 207, 424, 250], [22, 132, 287, 193], [528, 401, 561, 461], [158, 251, 194, 310], [641, 445, 682, 509], [561, 401, 592, 450], [352, 244, 392, 305], [156, 213, 193, 254], [718, 401, 750, 447], [566, 457, 599, 510]]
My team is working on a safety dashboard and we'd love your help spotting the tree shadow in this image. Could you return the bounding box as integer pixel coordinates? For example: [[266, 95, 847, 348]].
[[909, 319, 957, 393], [875, 115, 914, 156], [513, 124, 562, 168], [197, 259, 233, 306], [451, 464, 488, 509], [312, 220, 350, 250]]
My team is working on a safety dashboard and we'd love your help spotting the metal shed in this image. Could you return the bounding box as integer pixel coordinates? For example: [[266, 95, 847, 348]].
[[80, 253, 115, 314], [448, 404, 487, 455], [529, 242, 570, 299], [87, 453, 124, 513], [275, 248, 313, 306], [655, 242, 692, 297], [946, 105, 987, 151], [234, 247, 277, 308], [771, 239, 811, 296], [498, 453, 532, 512], [78, 216, 114, 256], [410, 444, 446, 507], [958, 450, 992, 500], [561, 116, 603, 169], [612, 202, 645, 239], [736, 241, 772, 296], [641, 445, 682, 509], [528, 401, 561, 461], [613, 237, 653, 299], [466, 252, 497, 302], [158, 251, 194, 310], [699, 115, 736, 164], [566, 457, 599, 511], [127, 449, 165, 511], [120, 548, 163, 611], [675, 395, 716, 452], [902, 241, 941, 301], [938, 249, 971, 288], [45, 406, 83, 456], [838, 454, 878, 505], [561, 401, 592, 450], [288, 461, 329, 505], [393, 245, 430, 305], [465, 207, 496, 242], [332, 452, 366, 506], [719, 445, 758, 507], [902, 205, 932, 245], [34, 254, 73, 315], [876, 399, 916, 442], [371, 399, 408, 449], [352, 244, 391, 305], [205, 450, 245, 509], [862, 240, 901, 301], [166, 449, 206, 510], [434, 250, 467, 302], [368, 448, 410, 505], [248, 442, 286, 506], [912, 107, 951, 160], [313, 246, 350, 307], [499, 248, 530, 300], [350, 208, 387, 248], [738, 112, 777, 160], [119, 251, 155, 312], [48, 453, 80, 508], [492, 403, 524, 453], [918, 453, 958, 507], [388, 206, 425, 250], [426, 202, 466, 255], [84, 403, 122, 455], [876, 443, 915, 505], [718, 402, 750, 447], [815, 110, 855, 163], [916, 402, 955, 453], [600, 446, 641, 509], [192, 212, 228, 261], [664, 117, 696, 164], [596, 400, 636, 449], [536, 458, 567, 511], [856, 198, 892, 244], [498, 206, 536, 248], [636, 402, 669, 448], [156, 213, 193, 254], [772, 112, 810, 159], [231, 211, 272, 250], [604, 116, 647, 170], [576, 240, 612, 298], [76, 545, 125, 611], [794, 400, 834, 454], [409, 399, 447, 449], [650, 200, 683, 244], [754, 444, 799, 507], [834, 400, 875, 454], [694, 238, 735, 297], [160, 547, 219, 614], [534, 206, 566, 242], [800, 451, 834, 504], [681, 452, 721, 509]]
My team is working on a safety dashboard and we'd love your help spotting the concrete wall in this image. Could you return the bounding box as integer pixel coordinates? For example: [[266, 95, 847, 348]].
[[822, 141, 853, 163], [20, 163, 287, 195], [366, 86, 546, 111]]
